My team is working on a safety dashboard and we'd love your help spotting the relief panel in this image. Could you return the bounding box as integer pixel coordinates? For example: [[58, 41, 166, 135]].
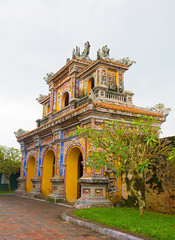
[[108, 71, 116, 90]]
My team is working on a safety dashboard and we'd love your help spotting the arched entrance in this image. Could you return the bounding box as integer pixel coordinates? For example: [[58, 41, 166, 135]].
[[26, 156, 35, 193], [87, 77, 95, 94], [41, 150, 55, 196], [61, 92, 69, 109], [65, 147, 83, 202]]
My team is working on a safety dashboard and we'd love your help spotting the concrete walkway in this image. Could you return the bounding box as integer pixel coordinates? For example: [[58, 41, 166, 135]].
[[0, 195, 115, 240]]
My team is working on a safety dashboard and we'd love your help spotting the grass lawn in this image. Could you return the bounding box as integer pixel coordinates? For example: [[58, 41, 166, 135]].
[[0, 190, 14, 194], [73, 207, 175, 240]]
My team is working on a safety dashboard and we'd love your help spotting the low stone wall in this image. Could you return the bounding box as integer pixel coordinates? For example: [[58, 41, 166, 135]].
[[122, 138, 175, 213], [145, 154, 175, 213]]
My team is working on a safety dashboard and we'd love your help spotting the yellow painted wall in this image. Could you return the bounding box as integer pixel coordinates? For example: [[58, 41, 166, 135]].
[[43, 105, 46, 117], [87, 77, 94, 94], [56, 90, 61, 111], [65, 147, 81, 202], [116, 72, 118, 86], [61, 92, 68, 109], [42, 150, 55, 196], [26, 156, 35, 193]]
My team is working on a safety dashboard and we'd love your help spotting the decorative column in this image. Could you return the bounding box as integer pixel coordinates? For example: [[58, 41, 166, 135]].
[[27, 146, 42, 198], [47, 141, 65, 203], [93, 85, 108, 99], [74, 173, 113, 208], [27, 176, 41, 198], [48, 176, 65, 203], [14, 177, 26, 196]]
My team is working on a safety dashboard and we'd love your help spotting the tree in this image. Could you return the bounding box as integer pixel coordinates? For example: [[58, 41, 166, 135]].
[[0, 146, 21, 191], [72, 116, 174, 215]]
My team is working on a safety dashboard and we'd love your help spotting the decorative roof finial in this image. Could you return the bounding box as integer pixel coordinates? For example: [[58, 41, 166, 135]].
[[114, 57, 136, 67], [97, 45, 110, 60], [80, 41, 91, 60], [43, 72, 54, 81], [72, 41, 91, 61]]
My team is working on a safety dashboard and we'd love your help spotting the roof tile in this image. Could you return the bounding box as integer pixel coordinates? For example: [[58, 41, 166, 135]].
[[93, 102, 164, 118]]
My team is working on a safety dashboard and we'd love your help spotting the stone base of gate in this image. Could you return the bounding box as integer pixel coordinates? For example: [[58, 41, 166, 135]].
[[27, 176, 41, 198], [74, 176, 113, 208], [14, 177, 26, 196], [47, 176, 65, 203]]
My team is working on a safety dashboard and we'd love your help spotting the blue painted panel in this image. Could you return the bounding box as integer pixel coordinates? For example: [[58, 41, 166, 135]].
[[59, 141, 64, 176], [38, 148, 42, 177], [60, 130, 63, 140], [23, 152, 27, 177], [24, 144, 26, 151], [38, 138, 41, 146], [76, 79, 79, 97]]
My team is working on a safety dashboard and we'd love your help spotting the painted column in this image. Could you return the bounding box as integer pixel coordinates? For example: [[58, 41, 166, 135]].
[[27, 139, 42, 198], [23, 148, 27, 177], [48, 131, 65, 202], [59, 130, 64, 177], [53, 90, 57, 111], [38, 139, 42, 177]]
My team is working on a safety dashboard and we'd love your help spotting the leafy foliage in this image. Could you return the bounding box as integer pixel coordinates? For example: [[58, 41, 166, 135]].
[[71, 116, 174, 215], [0, 146, 21, 191]]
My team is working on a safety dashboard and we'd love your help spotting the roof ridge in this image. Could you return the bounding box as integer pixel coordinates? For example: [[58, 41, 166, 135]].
[[17, 103, 89, 140], [93, 102, 164, 118]]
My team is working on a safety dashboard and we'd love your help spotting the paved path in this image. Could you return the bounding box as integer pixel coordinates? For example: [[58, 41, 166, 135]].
[[0, 195, 115, 240]]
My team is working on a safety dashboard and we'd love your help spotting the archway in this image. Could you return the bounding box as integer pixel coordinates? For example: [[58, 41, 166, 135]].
[[87, 77, 95, 94], [41, 150, 55, 196], [65, 147, 83, 202], [26, 156, 35, 193], [61, 92, 69, 109]]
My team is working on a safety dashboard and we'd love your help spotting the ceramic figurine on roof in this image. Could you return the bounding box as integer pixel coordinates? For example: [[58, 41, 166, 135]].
[[15, 43, 168, 208], [72, 41, 91, 61], [114, 57, 136, 67], [43, 72, 54, 81], [97, 45, 110, 60], [14, 128, 28, 137], [80, 41, 91, 61], [72, 46, 80, 59]]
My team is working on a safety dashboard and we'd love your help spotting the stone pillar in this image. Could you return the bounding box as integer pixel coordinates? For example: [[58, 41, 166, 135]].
[[69, 98, 78, 110], [47, 176, 65, 203], [93, 85, 108, 98], [27, 176, 41, 198], [74, 175, 113, 208], [14, 177, 26, 196], [123, 90, 134, 105]]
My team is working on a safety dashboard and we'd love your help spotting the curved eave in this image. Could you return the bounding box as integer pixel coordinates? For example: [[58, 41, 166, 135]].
[[46, 59, 91, 84], [93, 102, 165, 120], [17, 103, 89, 142], [39, 95, 50, 104]]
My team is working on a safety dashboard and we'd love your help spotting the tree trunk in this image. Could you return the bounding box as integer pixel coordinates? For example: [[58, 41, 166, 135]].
[[137, 191, 144, 216], [130, 176, 144, 216], [7, 176, 11, 192], [138, 173, 144, 216]]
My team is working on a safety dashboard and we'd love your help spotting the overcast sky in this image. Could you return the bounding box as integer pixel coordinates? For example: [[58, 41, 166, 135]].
[[0, 0, 175, 149]]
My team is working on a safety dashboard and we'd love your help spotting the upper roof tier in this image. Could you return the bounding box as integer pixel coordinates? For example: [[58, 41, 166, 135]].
[[14, 42, 168, 140]]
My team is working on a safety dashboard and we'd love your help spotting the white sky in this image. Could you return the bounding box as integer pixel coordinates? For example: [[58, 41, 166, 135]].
[[0, 0, 175, 149]]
